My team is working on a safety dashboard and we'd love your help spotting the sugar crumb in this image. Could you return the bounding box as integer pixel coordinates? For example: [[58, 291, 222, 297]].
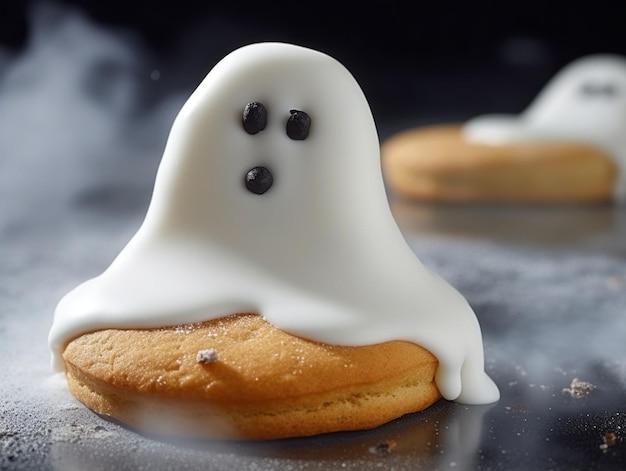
[[196, 348, 219, 364]]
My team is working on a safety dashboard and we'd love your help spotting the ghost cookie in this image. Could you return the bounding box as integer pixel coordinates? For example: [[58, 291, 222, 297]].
[[382, 54, 626, 203], [50, 43, 499, 440]]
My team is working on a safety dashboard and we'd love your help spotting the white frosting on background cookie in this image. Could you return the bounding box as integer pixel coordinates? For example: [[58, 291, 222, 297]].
[[463, 54, 626, 201], [49, 43, 499, 404]]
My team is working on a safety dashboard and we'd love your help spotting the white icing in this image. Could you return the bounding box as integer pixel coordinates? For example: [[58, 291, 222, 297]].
[[463, 54, 626, 202], [49, 43, 499, 405]]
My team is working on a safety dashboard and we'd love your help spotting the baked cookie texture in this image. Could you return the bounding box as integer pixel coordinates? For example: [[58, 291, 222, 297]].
[[382, 125, 617, 204], [62, 314, 441, 440]]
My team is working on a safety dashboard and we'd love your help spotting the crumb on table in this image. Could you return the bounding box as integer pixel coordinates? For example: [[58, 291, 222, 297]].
[[368, 439, 398, 456], [600, 432, 618, 451], [562, 378, 595, 398]]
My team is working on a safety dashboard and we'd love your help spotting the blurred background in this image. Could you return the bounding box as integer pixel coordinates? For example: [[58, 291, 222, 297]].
[[1, 0, 625, 232], [3, 0, 626, 138]]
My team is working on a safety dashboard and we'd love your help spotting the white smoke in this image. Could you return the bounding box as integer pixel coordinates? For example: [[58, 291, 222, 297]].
[[0, 1, 185, 230]]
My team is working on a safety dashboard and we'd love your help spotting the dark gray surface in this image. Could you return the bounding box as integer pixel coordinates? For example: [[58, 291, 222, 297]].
[[3, 189, 626, 470], [2, 3, 626, 470]]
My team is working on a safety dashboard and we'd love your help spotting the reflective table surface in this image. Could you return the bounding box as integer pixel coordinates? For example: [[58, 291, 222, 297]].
[[2, 188, 625, 470]]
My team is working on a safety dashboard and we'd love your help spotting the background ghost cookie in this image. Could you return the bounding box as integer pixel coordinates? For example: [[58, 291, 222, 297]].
[[382, 54, 626, 204], [50, 42, 498, 440]]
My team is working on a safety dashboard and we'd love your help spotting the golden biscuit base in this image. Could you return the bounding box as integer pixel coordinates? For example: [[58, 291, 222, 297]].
[[382, 125, 617, 203], [62, 313, 440, 440]]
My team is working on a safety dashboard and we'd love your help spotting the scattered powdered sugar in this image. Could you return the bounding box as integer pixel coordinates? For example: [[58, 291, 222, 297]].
[[173, 323, 202, 334]]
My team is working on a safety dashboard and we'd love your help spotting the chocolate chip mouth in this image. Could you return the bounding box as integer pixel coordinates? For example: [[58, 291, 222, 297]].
[[244, 166, 273, 195]]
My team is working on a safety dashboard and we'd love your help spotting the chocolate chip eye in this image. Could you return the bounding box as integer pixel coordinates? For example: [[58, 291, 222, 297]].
[[244, 166, 273, 195], [242, 102, 267, 135], [286, 110, 311, 140]]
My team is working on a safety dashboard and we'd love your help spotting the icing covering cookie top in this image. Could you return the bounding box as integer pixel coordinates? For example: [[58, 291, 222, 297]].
[[463, 54, 626, 201], [49, 43, 499, 405]]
